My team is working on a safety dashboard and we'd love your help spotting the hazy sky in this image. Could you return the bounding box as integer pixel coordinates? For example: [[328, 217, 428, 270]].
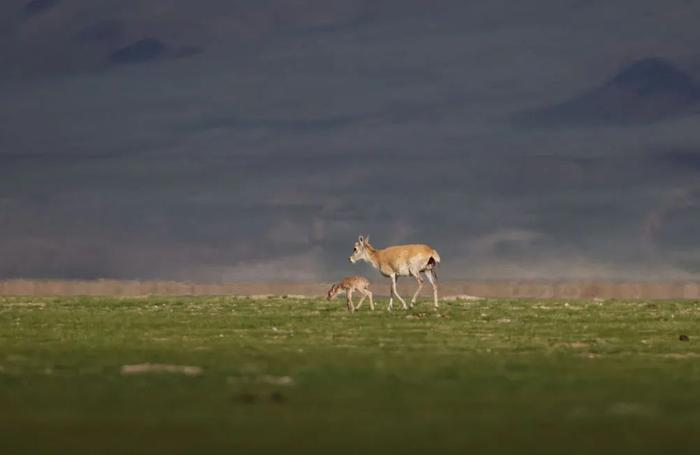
[[1, 0, 700, 281]]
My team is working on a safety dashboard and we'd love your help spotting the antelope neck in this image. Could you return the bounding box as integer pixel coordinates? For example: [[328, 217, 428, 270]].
[[364, 245, 380, 268]]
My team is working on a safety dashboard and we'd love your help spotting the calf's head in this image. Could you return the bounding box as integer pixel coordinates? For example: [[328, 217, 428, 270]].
[[326, 284, 340, 300]]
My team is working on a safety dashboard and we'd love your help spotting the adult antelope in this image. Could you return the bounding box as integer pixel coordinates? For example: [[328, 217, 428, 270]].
[[348, 235, 440, 310]]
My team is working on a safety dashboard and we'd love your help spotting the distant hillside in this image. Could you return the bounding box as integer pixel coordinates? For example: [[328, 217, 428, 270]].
[[512, 57, 700, 126]]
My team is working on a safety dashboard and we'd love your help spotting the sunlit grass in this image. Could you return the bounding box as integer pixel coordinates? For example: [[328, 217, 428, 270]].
[[1, 296, 700, 454]]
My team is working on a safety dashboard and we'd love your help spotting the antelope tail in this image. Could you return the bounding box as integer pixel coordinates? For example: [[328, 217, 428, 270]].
[[427, 256, 439, 282]]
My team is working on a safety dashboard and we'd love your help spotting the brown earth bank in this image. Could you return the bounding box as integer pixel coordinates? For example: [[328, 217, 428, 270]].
[[1, 279, 700, 299]]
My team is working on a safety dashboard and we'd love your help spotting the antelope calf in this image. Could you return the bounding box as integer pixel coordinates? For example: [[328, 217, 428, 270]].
[[326, 275, 374, 312], [349, 235, 440, 310]]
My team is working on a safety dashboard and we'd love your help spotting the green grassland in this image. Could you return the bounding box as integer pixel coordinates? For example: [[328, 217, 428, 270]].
[[1, 296, 700, 454]]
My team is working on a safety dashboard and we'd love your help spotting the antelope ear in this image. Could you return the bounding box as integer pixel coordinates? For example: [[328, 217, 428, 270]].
[[358, 235, 364, 242], [364, 235, 370, 244]]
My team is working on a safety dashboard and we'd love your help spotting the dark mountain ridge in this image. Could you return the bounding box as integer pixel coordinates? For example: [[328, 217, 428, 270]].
[[512, 57, 700, 127]]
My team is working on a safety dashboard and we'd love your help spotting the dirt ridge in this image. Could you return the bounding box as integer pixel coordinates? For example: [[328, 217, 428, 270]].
[[0, 279, 699, 299]]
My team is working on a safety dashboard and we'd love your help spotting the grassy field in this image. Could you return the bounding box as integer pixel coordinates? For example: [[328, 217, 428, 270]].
[[1, 296, 700, 454]]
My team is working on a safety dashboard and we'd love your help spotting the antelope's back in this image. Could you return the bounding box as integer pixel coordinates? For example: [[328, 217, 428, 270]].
[[342, 275, 370, 289], [381, 244, 440, 270]]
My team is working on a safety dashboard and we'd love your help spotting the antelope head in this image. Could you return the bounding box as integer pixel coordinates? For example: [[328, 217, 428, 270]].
[[349, 235, 371, 264], [326, 284, 340, 300]]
